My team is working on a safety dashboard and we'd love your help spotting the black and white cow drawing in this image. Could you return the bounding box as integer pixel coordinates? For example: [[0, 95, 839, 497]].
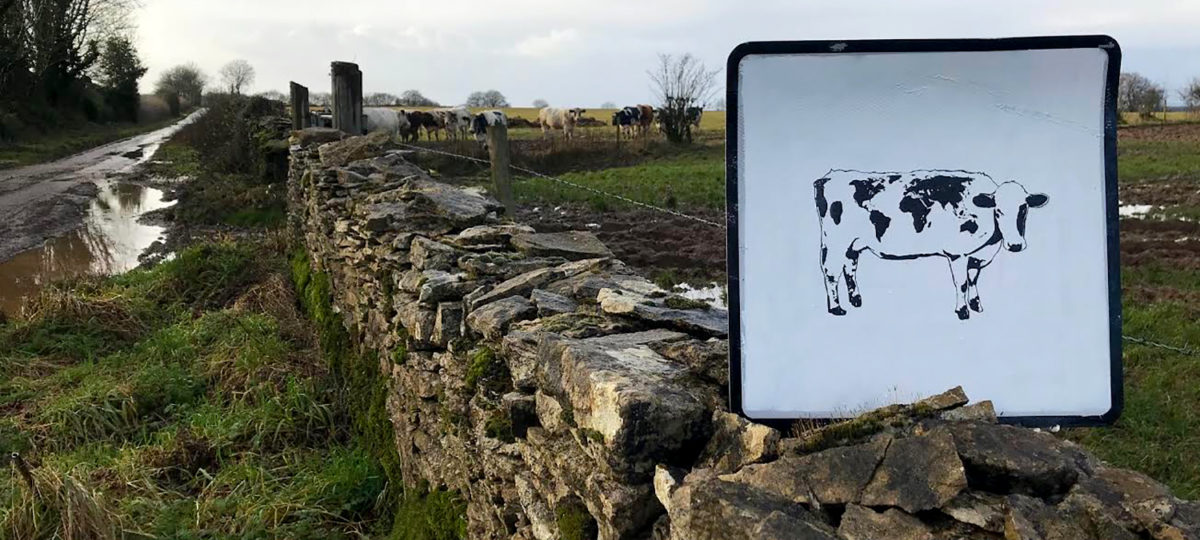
[[813, 170, 1049, 320]]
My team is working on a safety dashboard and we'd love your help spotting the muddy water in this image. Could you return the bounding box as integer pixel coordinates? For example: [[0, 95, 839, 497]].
[[0, 181, 174, 315]]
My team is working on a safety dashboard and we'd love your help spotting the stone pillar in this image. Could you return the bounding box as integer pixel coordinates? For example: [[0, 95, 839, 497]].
[[330, 61, 363, 135], [289, 81, 309, 130]]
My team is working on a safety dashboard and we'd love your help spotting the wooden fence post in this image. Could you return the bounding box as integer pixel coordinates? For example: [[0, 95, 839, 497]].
[[289, 82, 309, 130], [487, 123, 516, 218], [330, 61, 363, 135]]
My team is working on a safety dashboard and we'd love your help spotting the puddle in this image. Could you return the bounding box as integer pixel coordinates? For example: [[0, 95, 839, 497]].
[[675, 282, 728, 310], [0, 181, 174, 315]]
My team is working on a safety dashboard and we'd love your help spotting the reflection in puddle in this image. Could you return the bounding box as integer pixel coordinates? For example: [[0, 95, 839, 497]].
[[0, 181, 174, 315]]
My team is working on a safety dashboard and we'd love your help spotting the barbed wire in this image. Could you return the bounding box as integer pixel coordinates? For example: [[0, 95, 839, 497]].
[[1122, 335, 1199, 356], [395, 142, 727, 229]]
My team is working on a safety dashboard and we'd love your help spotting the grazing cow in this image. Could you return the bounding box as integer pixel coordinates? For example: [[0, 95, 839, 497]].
[[471, 110, 507, 149], [636, 104, 654, 136], [685, 106, 703, 131], [363, 107, 409, 137], [611, 106, 640, 137], [538, 107, 586, 140], [430, 107, 471, 140], [813, 169, 1049, 320], [402, 111, 439, 141]]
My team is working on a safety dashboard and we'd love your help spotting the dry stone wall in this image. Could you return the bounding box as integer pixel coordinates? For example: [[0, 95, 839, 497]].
[[288, 129, 1199, 540]]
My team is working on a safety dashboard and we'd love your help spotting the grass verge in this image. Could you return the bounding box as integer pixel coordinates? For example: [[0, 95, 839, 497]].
[[0, 116, 182, 170]]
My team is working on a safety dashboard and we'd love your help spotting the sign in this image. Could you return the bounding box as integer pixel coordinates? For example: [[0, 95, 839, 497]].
[[726, 36, 1122, 426]]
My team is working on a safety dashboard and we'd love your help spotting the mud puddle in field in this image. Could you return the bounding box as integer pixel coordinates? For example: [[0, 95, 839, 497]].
[[0, 180, 174, 315]]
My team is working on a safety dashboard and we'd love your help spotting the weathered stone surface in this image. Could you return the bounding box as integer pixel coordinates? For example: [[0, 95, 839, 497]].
[[724, 434, 890, 505], [1067, 465, 1198, 539], [666, 471, 838, 540], [942, 490, 1007, 533], [407, 180, 500, 228], [410, 237, 459, 270], [651, 338, 728, 386], [469, 267, 563, 309], [531, 289, 577, 317], [946, 423, 1079, 497], [501, 330, 541, 390], [455, 224, 536, 246], [318, 131, 393, 166], [654, 465, 686, 510], [459, 252, 568, 279], [417, 271, 476, 304], [861, 431, 967, 512], [511, 231, 614, 261], [292, 127, 345, 148], [433, 302, 464, 346], [396, 297, 437, 349], [537, 331, 706, 481], [466, 296, 536, 339], [1004, 493, 1118, 540], [915, 386, 969, 411], [598, 288, 728, 337], [533, 391, 568, 434], [941, 400, 998, 423], [838, 504, 933, 540], [696, 411, 779, 475]]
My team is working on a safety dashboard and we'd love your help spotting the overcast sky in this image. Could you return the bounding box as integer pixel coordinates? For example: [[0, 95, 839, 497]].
[[135, 0, 1200, 107]]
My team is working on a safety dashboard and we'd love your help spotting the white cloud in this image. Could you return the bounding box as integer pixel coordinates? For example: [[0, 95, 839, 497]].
[[513, 29, 580, 57]]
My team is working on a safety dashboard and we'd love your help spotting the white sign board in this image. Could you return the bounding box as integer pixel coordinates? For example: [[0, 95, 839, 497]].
[[726, 36, 1122, 426]]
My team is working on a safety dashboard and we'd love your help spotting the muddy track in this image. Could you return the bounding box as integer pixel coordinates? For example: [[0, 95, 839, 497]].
[[0, 110, 204, 261]]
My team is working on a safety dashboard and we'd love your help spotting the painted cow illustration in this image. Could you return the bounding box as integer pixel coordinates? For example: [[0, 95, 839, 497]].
[[814, 169, 1049, 320]]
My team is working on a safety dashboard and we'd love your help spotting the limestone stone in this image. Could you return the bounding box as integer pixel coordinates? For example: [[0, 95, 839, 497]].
[[945, 422, 1080, 497], [469, 267, 563, 309], [654, 465, 686, 510], [410, 237, 459, 270], [1004, 493, 1122, 540], [511, 231, 614, 260], [291, 127, 345, 148], [665, 471, 838, 540], [459, 252, 568, 279], [723, 434, 890, 505], [942, 491, 1007, 533], [915, 386, 969, 411], [537, 331, 706, 481], [860, 431, 967, 513], [317, 131, 393, 166], [695, 411, 780, 474], [503, 392, 538, 438], [598, 288, 728, 337], [651, 338, 729, 386], [501, 330, 541, 390], [433, 302, 464, 346], [466, 296, 536, 339], [417, 271, 476, 304], [531, 289, 578, 317], [533, 391, 568, 434], [838, 504, 933, 540], [941, 400, 998, 423], [396, 297, 437, 349], [455, 224, 536, 246]]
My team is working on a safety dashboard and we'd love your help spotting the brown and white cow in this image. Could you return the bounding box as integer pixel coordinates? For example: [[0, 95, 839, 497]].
[[636, 104, 654, 137], [814, 169, 1048, 320], [538, 107, 586, 140]]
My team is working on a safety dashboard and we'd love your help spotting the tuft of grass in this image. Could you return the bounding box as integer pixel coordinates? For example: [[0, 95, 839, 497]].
[[390, 487, 467, 540], [484, 412, 515, 443], [662, 295, 710, 310], [1118, 139, 1200, 183], [555, 498, 598, 540]]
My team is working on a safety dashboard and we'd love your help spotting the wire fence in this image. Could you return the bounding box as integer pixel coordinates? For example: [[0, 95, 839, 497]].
[[394, 142, 1198, 358]]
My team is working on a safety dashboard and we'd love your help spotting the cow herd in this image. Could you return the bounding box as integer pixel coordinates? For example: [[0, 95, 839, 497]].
[[612, 105, 703, 137], [312, 104, 705, 145]]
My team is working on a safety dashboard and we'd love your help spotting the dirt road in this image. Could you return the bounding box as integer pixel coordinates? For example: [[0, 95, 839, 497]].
[[0, 110, 203, 261]]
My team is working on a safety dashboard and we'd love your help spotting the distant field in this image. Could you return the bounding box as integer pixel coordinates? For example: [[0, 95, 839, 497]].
[[1120, 111, 1199, 125]]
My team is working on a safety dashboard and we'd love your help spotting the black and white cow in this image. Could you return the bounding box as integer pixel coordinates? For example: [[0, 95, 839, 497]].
[[611, 106, 640, 136], [685, 106, 703, 131], [813, 170, 1049, 320], [471, 110, 507, 149]]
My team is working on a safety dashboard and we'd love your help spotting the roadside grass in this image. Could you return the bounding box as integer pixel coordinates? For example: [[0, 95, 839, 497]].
[[0, 116, 182, 170], [0, 242, 394, 538], [512, 142, 725, 211], [1118, 140, 1200, 183]]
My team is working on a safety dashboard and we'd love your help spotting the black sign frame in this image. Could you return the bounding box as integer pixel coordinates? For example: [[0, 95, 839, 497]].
[[725, 35, 1123, 428]]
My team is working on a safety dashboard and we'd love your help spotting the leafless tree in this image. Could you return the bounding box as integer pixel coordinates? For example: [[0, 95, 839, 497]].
[[365, 92, 400, 106], [399, 89, 438, 107], [1119, 72, 1165, 119], [1180, 77, 1200, 116], [219, 59, 255, 94], [466, 89, 509, 107], [648, 53, 720, 143], [599, 101, 614, 109], [311, 91, 332, 107], [533, 98, 549, 108], [257, 90, 286, 102]]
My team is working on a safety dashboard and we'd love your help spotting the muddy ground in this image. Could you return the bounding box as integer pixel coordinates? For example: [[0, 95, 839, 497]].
[[1118, 122, 1200, 142], [0, 111, 203, 262]]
